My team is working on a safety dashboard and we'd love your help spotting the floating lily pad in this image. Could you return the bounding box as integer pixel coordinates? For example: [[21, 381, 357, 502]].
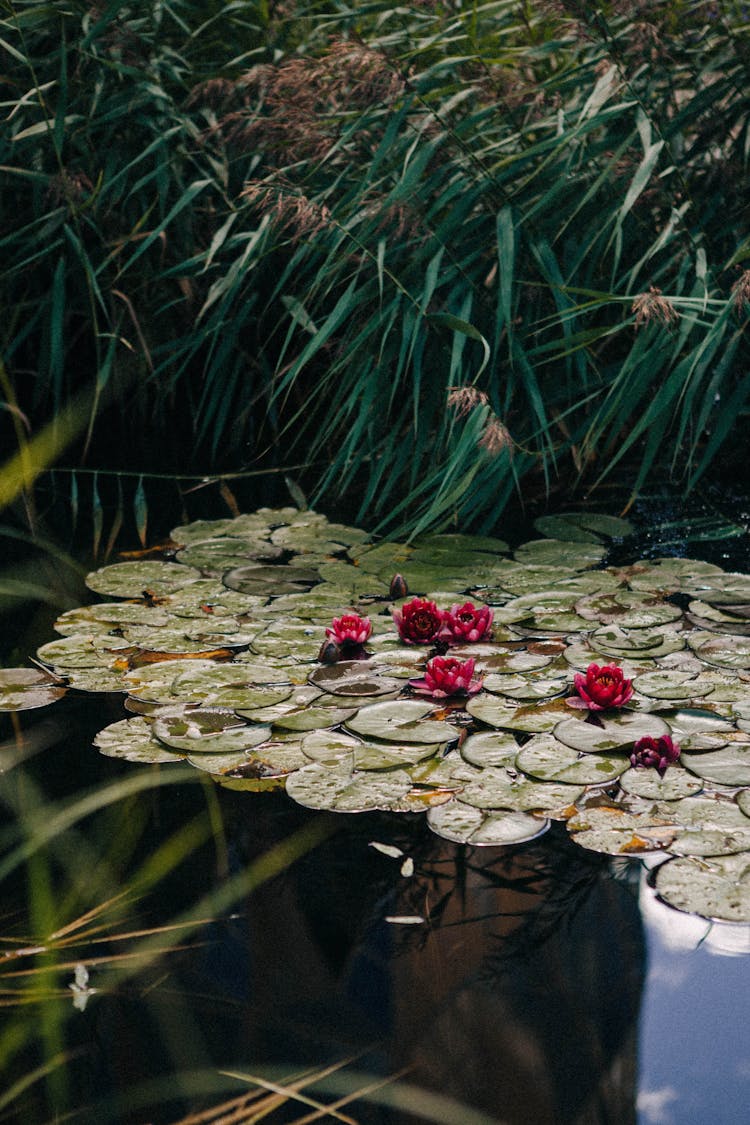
[[680, 745, 750, 787], [513, 539, 606, 568], [0, 668, 67, 711], [515, 735, 627, 784], [95, 717, 184, 763], [152, 707, 271, 753], [168, 665, 294, 709], [285, 761, 413, 812], [460, 730, 521, 768], [86, 560, 202, 598], [346, 700, 457, 744], [466, 695, 572, 733], [273, 700, 360, 732], [301, 730, 360, 764], [553, 712, 670, 753], [427, 801, 549, 846], [654, 854, 750, 922], [308, 661, 401, 697], [619, 766, 703, 800], [459, 767, 584, 812], [567, 805, 679, 854]]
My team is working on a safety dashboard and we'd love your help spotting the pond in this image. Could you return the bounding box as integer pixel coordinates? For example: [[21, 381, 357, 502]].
[[1, 488, 749, 1124]]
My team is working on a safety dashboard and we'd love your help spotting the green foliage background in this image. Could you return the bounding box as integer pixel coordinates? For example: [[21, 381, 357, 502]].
[[2, 0, 750, 537]]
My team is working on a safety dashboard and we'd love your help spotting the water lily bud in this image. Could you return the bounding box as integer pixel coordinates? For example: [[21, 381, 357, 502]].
[[318, 638, 341, 664], [390, 574, 408, 599]]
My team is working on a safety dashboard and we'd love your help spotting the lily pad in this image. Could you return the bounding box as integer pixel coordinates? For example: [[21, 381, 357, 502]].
[[308, 661, 401, 697], [618, 766, 703, 800], [515, 735, 627, 784], [553, 712, 670, 753], [0, 668, 67, 711], [152, 707, 271, 753], [285, 761, 413, 812], [346, 700, 457, 744], [459, 767, 584, 812], [95, 717, 184, 763], [680, 745, 750, 787], [460, 730, 521, 768], [85, 560, 202, 598], [427, 801, 549, 846], [653, 854, 750, 922]]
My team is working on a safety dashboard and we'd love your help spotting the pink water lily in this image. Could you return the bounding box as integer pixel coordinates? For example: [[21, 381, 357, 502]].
[[630, 735, 680, 776], [326, 613, 372, 647], [393, 597, 444, 645], [568, 662, 633, 711], [409, 655, 483, 699], [441, 601, 493, 645]]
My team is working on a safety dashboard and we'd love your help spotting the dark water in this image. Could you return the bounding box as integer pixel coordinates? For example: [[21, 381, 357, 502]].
[[1, 480, 749, 1125]]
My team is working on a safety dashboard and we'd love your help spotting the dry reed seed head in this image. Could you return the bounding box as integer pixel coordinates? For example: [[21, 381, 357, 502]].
[[447, 386, 489, 418], [732, 270, 750, 314], [241, 180, 332, 237], [186, 78, 240, 109], [478, 416, 514, 456], [631, 286, 679, 328]]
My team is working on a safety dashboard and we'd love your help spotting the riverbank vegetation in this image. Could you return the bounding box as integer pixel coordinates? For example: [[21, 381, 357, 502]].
[[2, 0, 749, 540]]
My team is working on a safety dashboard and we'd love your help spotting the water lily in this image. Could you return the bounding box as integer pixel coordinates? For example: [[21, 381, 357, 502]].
[[326, 613, 372, 647], [630, 734, 680, 776], [393, 597, 444, 645], [568, 662, 633, 710], [441, 601, 493, 645], [409, 655, 483, 699]]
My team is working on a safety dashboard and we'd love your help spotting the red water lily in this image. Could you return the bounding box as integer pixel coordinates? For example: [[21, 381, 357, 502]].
[[326, 613, 372, 647], [630, 735, 680, 776], [409, 655, 483, 699], [568, 662, 633, 711], [441, 601, 493, 645], [393, 597, 444, 645]]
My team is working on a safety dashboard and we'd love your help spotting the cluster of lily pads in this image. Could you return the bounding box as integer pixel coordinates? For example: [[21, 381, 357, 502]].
[[4, 506, 750, 923]]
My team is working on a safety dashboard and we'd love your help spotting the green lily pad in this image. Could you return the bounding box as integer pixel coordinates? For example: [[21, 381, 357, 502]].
[[168, 665, 294, 709], [273, 700, 360, 732], [688, 631, 750, 670], [459, 767, 584, 812], [308, 661, 401, 697], [460, 730, 521, 768], [427, 801, 548, 846], [680, 745, 750, 787], [482, 672, 568, 700], [301, 730, 360, 764], [466, 695, 572, 733], [346, 700, 457, 744], [0, 668, 67, 711], [553, 712, 670, 753], [513, 539, 606, 568], [285, 761, 413, 812], [654, 854, 750, 922], [85, 560, 202, 597], [619, 766, 703, 800], [515, 735, 627, 784], [36, 633, 133, 671], [661, 796, 750, 856], [95, 717, 184, 763], [152, 707, 271, 753], [353, 741, 442, 770], [567, 805, 679, 854]]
